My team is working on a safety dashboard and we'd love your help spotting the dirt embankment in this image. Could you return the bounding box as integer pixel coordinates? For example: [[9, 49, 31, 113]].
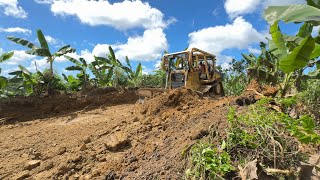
[[0, 88, 138, 124], [0, 88, 241, 179]]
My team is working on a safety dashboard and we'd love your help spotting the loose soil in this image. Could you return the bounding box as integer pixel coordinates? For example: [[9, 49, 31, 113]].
[[0, 88, 239, 179]]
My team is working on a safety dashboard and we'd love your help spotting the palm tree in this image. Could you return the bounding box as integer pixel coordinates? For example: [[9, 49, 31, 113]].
[[64, 55, 89, 88], [7, 29, 75, 77]]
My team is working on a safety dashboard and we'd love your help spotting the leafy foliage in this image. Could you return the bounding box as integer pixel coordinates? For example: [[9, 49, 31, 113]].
[[0, 51, 14, 63], [64, 55, 89, 89], [264, 5, 320, 26], [186, 143, 234, 179], [297, 79, 320, 120], [138, 70, 166, 88], [7, 29, 75, 77]]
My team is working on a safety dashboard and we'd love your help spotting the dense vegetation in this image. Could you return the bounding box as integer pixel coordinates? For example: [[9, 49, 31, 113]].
[[0, 30, 167, 97], [186, 0, 320, 179], [0, 0, 319, 179]]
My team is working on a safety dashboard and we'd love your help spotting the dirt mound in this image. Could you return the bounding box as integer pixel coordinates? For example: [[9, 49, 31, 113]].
[[0, 88, 235, 179], [139, 88, 201, 115], [246, 79, 279, 97], [0, 88, 138, 124], [236, 79, 279, 106]]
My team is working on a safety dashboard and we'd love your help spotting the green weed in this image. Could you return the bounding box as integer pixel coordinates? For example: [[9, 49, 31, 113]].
[[185, 143, 234, 179]]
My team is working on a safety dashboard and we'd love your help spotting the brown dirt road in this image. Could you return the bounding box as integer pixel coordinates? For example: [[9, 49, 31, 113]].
[[0, 88, 236, 179]]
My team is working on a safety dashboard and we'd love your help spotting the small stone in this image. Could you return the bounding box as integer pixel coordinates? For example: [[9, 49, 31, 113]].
[[31, 152, 42, 160], [79, 144, 86, 151], [127, 156, 138, 163], [69, 155, 82, 162], [83, 137, 91, 144], [114, 126, 121, 131], [132, 117, 139, 122], [105, 132, 131, 151], [12, 170, 30, 180], [24, 160, 41, 170], [56, 162, 70, 175], [57, 147, 66, 155], [91, 169, 100, 177], [39, 161, 54, 172], [190, 129, 209, 140], [182, 105, 189, 110], [21, 153, 29, 158]]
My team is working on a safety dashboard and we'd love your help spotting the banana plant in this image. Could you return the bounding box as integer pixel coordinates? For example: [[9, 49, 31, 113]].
[[0, 51, 14, 97], [89, 55, 114, 87], [7, 29, 75, 77], [64, 55, 89, 88], [264, 1, 320, 26], [264, 1, 320, 97], [9, 66, 64, 96], [241, 42, 280, 85], [62, 74, 81, 91], [124, 56, 142, 87]]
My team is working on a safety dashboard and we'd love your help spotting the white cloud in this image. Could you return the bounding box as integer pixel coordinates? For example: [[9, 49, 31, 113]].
[[248, 46, 261, 54], [225, 0, 261, 18], [62, 28, 168, 63], [28, 58, 49, 72], [189, 17, 264, 54], [3, 58, 49, 75], [0, 0, 27, 18], [2, 50, 37, 65], [114, 28, 168, 61], [312, 26, 319, 37], [0, 27, 31, 35], [216, 54, 233, 70], [188, 17, 265, 68], [224, 0, 305, 18], [44, 35, 57, 44], [142, 65, 153, 75], [49, 0, 175, 31], [154, 60, 162, 69], [34, 0, 53, 4]]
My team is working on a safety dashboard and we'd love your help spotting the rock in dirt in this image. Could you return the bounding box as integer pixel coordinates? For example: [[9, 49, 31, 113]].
[[38, 161, 54, 172], [190, 129, 209, 140], [79, 143, 87, 151], [83, 136, 91, 144], [57, 147, 66, 155], [132, 116, 139, 122], [12, 170, 30, 180], [105, 132, 131, 151], [56, 162, 71, 175], [24, 160, 41, 170]]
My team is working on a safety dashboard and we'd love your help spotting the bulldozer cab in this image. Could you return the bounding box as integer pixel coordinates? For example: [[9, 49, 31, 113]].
[[162, 48, 223, 94], [137, 48, 223, 98]]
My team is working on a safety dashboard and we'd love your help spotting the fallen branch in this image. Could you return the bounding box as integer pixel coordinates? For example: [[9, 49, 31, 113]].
[[246, 88, 265, 97], [265, 168, 291, 175]]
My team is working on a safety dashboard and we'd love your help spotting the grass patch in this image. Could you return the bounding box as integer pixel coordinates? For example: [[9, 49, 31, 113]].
[[185, 98, 319, 179]]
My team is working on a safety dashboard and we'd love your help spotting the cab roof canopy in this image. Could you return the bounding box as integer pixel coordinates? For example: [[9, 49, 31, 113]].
[[163, 48, 216, 59]]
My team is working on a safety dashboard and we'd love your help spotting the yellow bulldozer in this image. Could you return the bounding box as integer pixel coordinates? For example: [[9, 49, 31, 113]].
[[138, 48, 224, 97]]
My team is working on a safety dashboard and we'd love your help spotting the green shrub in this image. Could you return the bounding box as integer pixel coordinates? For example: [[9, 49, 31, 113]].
[[185, 143, 234, 179], [297, 79, 320, 121]]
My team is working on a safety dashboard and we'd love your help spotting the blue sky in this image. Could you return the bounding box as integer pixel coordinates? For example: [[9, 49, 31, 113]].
[[0, 0, 316, 76]]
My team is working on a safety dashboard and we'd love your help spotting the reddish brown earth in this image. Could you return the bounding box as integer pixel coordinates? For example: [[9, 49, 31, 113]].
[[0, 88, 240, 179]]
